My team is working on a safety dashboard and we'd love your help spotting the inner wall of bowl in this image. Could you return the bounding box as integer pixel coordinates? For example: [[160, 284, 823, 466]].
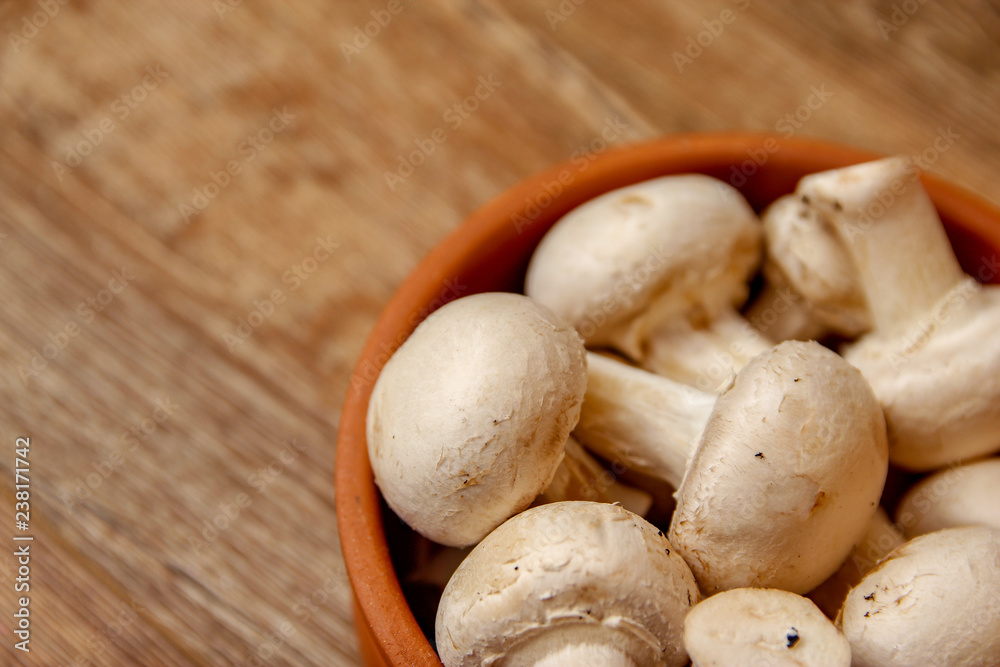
[[355, 134, 1000, 661]]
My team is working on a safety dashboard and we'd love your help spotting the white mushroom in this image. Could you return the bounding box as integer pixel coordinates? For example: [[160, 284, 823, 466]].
[[572, 352, 714, 487], [806, 507, 905, 618], [366, 292, 587, 547], [435, 501, 700, 667], [536, 435, 652, 517], [840, 525, 1000, 667], [683, 588, 851, 667], [895, 456, 1000, 538], [525, 174, 771, 392], [744, 193, 870, 341], [794, 157, 1000, 470], [574, 340, 889, 594]]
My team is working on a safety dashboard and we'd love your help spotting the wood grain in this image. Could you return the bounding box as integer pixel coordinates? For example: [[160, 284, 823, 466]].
[[0, 0, 998, 664]]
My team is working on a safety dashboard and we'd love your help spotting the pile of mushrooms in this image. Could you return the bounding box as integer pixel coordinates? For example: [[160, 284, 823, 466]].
[[366, 157, 1000, 665]]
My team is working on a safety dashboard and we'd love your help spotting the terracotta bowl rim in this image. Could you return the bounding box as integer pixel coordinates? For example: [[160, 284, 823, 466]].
[[334, 131, 1000, 666]]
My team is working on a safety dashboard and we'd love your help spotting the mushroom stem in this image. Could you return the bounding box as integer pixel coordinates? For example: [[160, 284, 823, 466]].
[[792, 157, 1000, 471], [574, 352, 716, 489], [537, 436, 653, 517], [745, 192, 872, 342], [798, 157, 966, 337], [743, 278, 826, 342], [577, 342, 888, 596], [532, 643, 638, 667], [641, 307, 773, 393]]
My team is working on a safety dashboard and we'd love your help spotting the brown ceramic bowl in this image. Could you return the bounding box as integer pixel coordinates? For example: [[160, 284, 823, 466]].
[[334, 132, 1000, 666]]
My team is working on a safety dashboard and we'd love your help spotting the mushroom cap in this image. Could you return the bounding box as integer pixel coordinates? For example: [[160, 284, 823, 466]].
[[524, 174, 761, 357], [896, 457, 1000, 538], [366, 292, 586, 547], [840, 526, 1000, 667], [843, 282, 1000, 470], [435, 501, 700, 667], [669, 340, 889, 595], [683, 588, 851, 667], [761, 194, 870, 337], [573, 350, 717, 490]]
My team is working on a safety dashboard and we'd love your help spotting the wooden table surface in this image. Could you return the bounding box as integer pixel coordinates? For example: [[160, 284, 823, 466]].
[[1, 1, 999, 664]]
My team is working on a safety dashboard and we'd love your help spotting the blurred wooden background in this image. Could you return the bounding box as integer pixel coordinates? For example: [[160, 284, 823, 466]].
[[0, 0, 998, 664]]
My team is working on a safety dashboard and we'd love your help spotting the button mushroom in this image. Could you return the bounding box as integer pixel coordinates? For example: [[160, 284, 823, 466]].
[[683, 588, 851, 667], [744, 193, 870, 342], [895, 456, 1000, 538], [366, 292, 588, 547], [793, 156, 1000, 470], [574, 340, 889, 594], [840, 525, 1000, 667], [435, 501, 700, 667], [524, 174, 771, 392], [806, 507, 905, 618]]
